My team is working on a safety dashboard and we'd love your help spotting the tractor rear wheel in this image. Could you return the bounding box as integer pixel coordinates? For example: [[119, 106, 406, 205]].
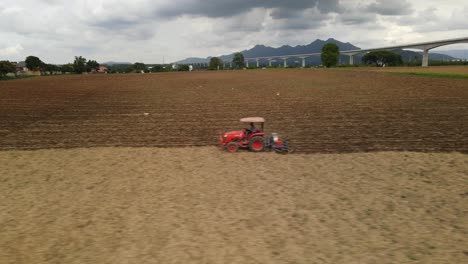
[[249, 136, 265, 152], [226, 142, 239, 153]]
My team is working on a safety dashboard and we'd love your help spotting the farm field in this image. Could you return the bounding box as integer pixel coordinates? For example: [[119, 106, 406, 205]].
[[1, 147, 467, 263], [1, 68, 468, 153], [1, 68, 468, 263]]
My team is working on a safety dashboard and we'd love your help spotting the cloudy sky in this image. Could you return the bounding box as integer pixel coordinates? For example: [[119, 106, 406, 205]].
[[1, 0, 467, 64]]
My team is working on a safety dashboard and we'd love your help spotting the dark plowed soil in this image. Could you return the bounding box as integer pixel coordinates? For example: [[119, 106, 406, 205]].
[[1, 69, 467, 153]]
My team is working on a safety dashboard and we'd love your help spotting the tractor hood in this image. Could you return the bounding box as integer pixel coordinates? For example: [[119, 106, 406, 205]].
[[223, 130, 246, 143], [224, 130, 245, 138]]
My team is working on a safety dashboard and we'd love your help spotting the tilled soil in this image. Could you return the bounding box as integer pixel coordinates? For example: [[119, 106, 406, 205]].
[[1, 147, 467, 264], [1, 69, 467, 153]]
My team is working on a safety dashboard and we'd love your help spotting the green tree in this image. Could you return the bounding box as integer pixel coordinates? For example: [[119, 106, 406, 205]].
[[0, 61, 16, 75], [43, 64, 60, 73], [321, 43, 340, 68], [177, 64, 190, 71], [232, 53, 245, 69], [86, 60, 100, 72], [208, 57, 223, 70], [133, 62, 147, 72], [150, 65, 164, 72], [73, 56, 87, 74], [60, 63, 74, 73], [25, 56, 43, 71], [105, 64, 133, 73], [362, 51, 403, 67]]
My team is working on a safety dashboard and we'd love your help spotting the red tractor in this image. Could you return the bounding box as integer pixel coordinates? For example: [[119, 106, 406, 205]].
[[219, 117, 292, 153]]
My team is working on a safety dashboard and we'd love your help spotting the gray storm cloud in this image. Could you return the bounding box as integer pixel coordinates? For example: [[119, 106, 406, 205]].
[[0, 0, 466, 64], [157, 0, 341, 18], [366, 0, 414, 15]]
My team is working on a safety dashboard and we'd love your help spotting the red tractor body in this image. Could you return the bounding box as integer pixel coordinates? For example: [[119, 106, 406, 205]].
[[219, 117, 266, 152], [220, 117, 293, 153], [219, 130, 266, 152], [222, 130, 246, 143]]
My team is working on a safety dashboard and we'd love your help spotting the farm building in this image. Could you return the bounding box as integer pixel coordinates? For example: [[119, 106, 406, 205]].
[[97, 65, 107, 73], [15, 61, 28, 73]]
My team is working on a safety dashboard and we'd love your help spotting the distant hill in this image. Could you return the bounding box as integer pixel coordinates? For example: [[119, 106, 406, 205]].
[[176, 38, 359, 65], [393, 50, 456, 63], [175, 38, 457, 66], [175, 57, 212, 64], [102, 61, 132, 66], [430, 50, 468, 60]]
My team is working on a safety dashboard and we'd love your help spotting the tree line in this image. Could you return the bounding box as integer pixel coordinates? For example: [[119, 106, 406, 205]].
[[105, 63, 191, 73], [0, 55, 102, 76], [1, 47, 423, 78]]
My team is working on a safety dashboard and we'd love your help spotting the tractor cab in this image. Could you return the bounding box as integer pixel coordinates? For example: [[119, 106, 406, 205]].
[[241, 117, 265, 139]]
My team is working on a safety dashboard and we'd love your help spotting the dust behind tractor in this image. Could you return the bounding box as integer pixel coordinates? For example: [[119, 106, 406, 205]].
[[219, 117, 293, 154]]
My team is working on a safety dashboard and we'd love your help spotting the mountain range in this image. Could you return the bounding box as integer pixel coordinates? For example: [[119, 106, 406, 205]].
[[432, 50, 468, 60], [101, 61, 132, 66], [175, 38, 458, 65]]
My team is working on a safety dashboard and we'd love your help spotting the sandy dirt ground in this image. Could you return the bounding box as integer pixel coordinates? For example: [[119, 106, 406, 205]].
[[1, 147, 467, 264]]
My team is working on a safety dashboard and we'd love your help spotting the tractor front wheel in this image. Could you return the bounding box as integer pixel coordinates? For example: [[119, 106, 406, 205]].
[[249, 136, 265, 152], [226, 142, 239, 153]]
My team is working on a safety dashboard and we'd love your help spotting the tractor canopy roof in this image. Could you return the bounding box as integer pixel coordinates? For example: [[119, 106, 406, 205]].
[[240, 117, 265, 123]]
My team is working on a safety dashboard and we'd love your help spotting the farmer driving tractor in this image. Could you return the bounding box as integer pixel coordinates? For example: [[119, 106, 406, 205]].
[[246, 122, 259, 136]]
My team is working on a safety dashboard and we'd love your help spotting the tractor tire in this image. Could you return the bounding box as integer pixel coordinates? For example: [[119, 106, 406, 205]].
[[226, 142, 239, 153], [249, 136, 265, 152]]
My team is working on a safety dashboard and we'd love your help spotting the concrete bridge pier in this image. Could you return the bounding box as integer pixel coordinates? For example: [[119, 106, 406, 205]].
[[256, 59, 259, 68], [422, 49, 429, 67], [283, 58, 288, 68], [268, 58, 272, 67], [344, 52, 362, 65], [300, 57, 306, 68], [246, 60, 249, 68]]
